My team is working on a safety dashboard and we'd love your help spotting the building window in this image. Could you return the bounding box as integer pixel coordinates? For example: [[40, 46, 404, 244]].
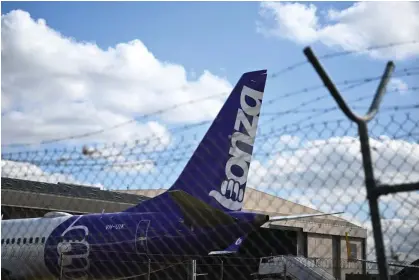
[[35, 237, 39, 244], [349, 243, 357, 260], [29, 237, 33, 244]]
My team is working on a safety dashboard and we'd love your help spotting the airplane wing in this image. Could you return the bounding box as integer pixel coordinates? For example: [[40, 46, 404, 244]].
[[168, 190, 238, 228], [170, 189, 343, 227], [208, 212, 344, 256], [268, 212, 344, 222]]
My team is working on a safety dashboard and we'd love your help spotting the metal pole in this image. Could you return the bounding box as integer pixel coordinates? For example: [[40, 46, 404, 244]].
[[283, 259, 287, 280], [192, 259, 196, 280], [302, 46, 394, 280], [59, 252, 64, 280], [220, 259, 224, 280], [147, 258, 151, 280], [358, 122, 390, 279]]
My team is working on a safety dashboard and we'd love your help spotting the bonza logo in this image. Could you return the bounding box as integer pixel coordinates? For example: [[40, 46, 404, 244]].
[[56, 216, 90, 279], [209, 85, 263, 211]]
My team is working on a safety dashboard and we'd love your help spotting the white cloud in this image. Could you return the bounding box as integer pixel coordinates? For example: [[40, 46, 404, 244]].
[[253, 136, 419, 191], [1, 160, 104, 189], [257, 2, 320, 44], [81, 145, 157, 174], [257, 2, 419, 60], [1, 10, 232, 146], [107, 160, 155, 174], [249, 135, 419, 261], [260, 134, 302, 153], [363, 218, 419, 264], [380, 192, 419, 220], [389, 78, 409, 95]]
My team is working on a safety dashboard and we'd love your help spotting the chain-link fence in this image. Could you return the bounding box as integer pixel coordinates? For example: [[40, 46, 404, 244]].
[[2, 44, 418, 280]]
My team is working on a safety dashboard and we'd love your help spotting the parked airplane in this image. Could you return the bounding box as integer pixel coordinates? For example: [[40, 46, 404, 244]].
[[1, 69, 342, 280]]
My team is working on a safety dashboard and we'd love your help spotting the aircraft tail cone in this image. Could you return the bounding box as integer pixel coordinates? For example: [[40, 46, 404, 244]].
[[253, 214, 269, 228]]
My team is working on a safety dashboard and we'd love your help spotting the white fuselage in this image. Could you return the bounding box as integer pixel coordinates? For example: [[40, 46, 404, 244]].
[[1, 214, 73, 279]]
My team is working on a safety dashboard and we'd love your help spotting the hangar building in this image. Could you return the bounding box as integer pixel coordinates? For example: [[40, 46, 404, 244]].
[[117, 188, 368, 280], [1, 177, 367, 280]]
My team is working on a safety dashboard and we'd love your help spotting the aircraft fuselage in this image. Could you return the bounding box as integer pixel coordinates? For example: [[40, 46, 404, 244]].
[[1, 211, 263, 279]]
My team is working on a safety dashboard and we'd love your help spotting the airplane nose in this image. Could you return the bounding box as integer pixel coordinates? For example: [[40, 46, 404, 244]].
[[252, 214, 269, 227]]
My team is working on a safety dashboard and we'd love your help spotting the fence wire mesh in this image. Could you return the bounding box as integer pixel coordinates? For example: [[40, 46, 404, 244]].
[[1, 44, 419, 280]]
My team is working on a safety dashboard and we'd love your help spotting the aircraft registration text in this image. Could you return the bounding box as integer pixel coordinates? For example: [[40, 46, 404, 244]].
[[105, 224, 125, 230]]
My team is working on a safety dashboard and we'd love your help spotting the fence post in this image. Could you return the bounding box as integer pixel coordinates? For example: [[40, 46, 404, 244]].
[[192, 259, 196, 280], [283, 259, 287, 280], [59, 251, 64, 280], [303, 46, 395, 280], [147, 258, 151, 280], [357, 120, 391, 276], [220, 259, 224, 280]]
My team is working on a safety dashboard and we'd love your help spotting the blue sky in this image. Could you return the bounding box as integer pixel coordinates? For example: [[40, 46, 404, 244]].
[[2, 1, 410, 82], [1, 1, 417, 190], [2, 2, 417, 133], [2, 1, 351, 76], [1, 1, 419, 261]]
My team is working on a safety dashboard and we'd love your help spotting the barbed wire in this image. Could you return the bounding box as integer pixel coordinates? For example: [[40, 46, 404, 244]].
[[3, 68, 417, 151], [3, 40, 418, 149], [269, 40, 419, 78], [0, 110, 410, 161], [2, 107, 417, 171], [2, 42, 419, 280]]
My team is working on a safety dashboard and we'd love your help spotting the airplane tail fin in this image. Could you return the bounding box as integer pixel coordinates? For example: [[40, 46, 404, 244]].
[[124, 70, 267, 213], [167, 70, 267, 211]]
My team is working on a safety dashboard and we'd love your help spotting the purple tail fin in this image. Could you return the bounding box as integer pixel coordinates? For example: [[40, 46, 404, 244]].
[[124, 70, 267, 213]]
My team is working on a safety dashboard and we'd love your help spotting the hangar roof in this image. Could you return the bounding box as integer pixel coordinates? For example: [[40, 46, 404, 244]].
[[1, 177, 148, 204], [1, 177, 148, 214]]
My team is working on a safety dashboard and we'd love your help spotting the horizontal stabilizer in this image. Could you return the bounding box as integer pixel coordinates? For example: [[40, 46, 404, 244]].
[[268, 212, 344, 222], [168, 190, 238, 228], [208, 250, 236, 256], [209, 236, 245, 256], [208, 251, 236, 256]]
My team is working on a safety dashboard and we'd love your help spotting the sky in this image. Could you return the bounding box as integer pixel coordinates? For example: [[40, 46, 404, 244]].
[[1, 1, 419, 263]]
